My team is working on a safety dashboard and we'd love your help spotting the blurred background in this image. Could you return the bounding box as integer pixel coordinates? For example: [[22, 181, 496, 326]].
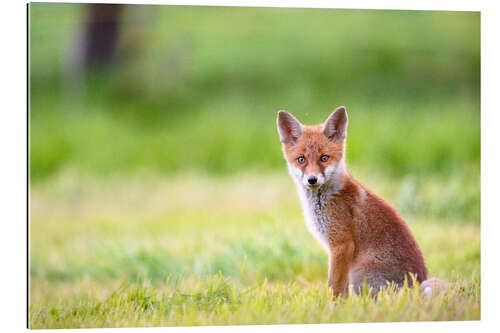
[[29, 3, 480, 328], [30, 3, 479, 181]]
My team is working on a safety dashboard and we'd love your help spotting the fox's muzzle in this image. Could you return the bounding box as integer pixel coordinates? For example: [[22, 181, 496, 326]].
[[303, 173, 325, 188]]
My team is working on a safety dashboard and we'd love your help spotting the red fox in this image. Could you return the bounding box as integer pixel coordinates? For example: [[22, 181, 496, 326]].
[[277, 106, 446, 297]]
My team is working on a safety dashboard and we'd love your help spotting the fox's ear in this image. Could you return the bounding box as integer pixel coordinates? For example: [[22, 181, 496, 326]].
[[323, 106, 348, 142], [277, 110, 303, 145]]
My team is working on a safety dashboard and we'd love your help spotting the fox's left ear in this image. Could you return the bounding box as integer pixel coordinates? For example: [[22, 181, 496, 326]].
[[323, 106, 348, 142]]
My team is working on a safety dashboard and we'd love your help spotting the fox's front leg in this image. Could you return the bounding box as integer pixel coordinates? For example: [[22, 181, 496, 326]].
[[328, 241, 355, 297]]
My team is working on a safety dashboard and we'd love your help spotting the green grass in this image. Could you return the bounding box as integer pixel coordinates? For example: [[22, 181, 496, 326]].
[[29, 4, 480, 181], [30, 100, 480, 182], [29, 171, 480, 328]]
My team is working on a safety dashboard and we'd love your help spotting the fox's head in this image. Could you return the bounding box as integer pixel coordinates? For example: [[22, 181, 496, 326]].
[[277, 106, 348, 190]]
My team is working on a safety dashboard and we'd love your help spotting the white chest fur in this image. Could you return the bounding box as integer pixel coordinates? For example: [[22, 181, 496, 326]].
[[297, 186, 333, 252], [287, 162, 345, 253]]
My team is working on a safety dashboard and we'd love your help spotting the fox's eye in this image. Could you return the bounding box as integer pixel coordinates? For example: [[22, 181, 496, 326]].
[[297, 156, 306, 164], [320, 155, 329, 162]]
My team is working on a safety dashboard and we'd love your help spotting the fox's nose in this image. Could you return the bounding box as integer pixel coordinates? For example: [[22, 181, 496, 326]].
[[308, 176, 318, 185]]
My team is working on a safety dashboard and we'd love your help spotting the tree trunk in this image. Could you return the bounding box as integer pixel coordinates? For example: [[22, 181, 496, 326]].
[[83, 4, 123, 70]]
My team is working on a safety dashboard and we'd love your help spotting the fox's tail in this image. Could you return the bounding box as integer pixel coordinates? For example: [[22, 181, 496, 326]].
[[420, 278, 447, 296]]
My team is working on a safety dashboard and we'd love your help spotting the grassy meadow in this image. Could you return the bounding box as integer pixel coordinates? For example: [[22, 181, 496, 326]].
[[30, 171, 480, 328], [29, 3, 480, 329]]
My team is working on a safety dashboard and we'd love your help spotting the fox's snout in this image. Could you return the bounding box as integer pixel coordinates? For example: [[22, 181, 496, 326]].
[[303, 173, 325, 188]]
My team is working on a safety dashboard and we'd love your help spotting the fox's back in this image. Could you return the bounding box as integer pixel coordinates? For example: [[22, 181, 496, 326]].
[[328, 179, 428, 283]]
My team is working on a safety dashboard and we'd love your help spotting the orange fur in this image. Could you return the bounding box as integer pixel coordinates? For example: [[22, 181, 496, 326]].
[[278, 107, 431, 297]]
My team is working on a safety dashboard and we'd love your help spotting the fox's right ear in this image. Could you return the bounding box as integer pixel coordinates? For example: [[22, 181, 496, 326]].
[[277, 110, 303, 145]]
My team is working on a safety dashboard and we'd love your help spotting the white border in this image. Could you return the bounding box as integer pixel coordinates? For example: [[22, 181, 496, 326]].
[[24, 0, 484, 11]]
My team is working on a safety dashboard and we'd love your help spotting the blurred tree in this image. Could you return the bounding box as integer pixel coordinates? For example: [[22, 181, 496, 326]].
[[83, 4, 123, 70]]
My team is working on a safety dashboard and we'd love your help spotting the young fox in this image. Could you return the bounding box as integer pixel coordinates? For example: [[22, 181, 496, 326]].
[[277, 106, 445, 297]]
